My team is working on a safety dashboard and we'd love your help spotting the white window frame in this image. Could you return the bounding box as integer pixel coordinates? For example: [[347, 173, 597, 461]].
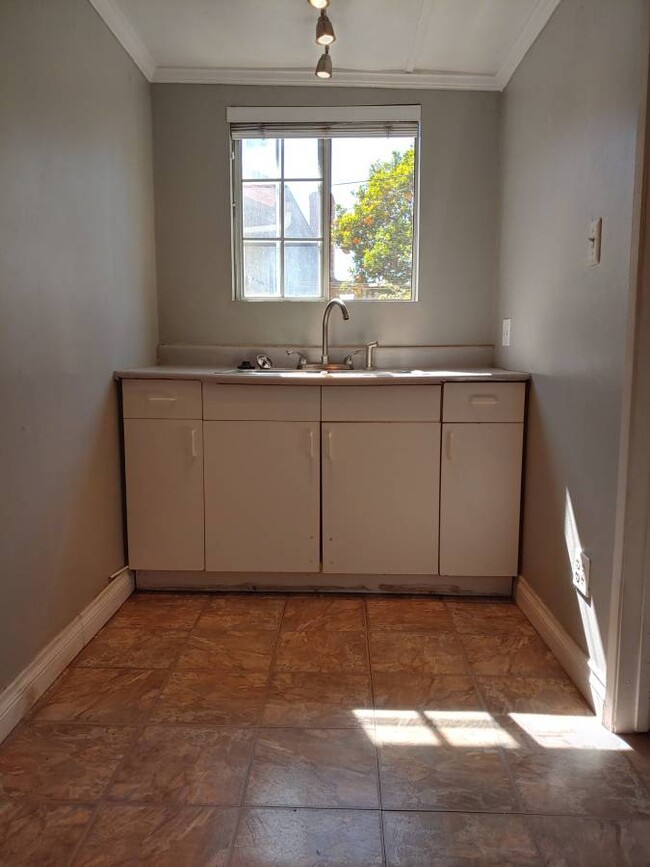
[[229, 105, 421, 303]]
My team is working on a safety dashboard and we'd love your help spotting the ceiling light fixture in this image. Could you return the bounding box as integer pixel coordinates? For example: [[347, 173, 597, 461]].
[[308, 0, 329, 8], [315, 45, 332, 79], [315, 9, 336, 46]]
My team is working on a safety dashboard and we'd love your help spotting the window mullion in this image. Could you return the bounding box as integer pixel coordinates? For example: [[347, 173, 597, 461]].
[[279, 139, 285, 299], [322, 138, 332, 301]]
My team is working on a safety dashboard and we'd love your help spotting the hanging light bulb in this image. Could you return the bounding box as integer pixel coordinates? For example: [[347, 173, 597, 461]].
[[315, 45, 332, 79], [315, 10, 336, 45], [308, 0, 329, 7]]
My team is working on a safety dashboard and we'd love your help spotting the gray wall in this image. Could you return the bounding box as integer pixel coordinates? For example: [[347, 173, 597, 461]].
[[0, 0, 158, 688], [152, 84, 500, 348], [496, 0, 647, 671]]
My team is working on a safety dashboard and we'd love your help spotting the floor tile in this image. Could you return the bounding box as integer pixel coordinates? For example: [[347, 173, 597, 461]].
[[373, 672, 483, 717], [30, 668, 166, 724], [108, 726, 253, 806], [281, 597, 365, 632], [245, 728, 379, 808], [378, 740, 517, 811], [621, 733, 650, 787], [478, 675, 592, 715], [504, 744, 650, 818], [72, 804, 238, 867], [230, 807, 384, 866], [262, 671, 372, 728], [108, 593, 206, 630], [73, 626, 187, 669], [447, 601, 537, 635], [367, 598, 453, 633], [274, 630, 368, 673], [0, 723, 135, 801], [151, 670, 267, 725], [176, 628, 276, 673], [528, 815, 650, 866], [383, 811, 541, 866], [0, 800, 93, 867], [197, 595, 285, 632], [370, 632, 467, 675], [461, 633, 565, 677]]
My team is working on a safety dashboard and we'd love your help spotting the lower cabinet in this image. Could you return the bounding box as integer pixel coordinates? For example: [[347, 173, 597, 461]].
[[124, 419, 205, 571], [439, 422, 524, 576], [204, 420, 320, 572], [322, 422, 441, 574]]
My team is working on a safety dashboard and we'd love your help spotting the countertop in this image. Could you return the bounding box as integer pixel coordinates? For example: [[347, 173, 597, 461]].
[[115, 366, 530, 386]]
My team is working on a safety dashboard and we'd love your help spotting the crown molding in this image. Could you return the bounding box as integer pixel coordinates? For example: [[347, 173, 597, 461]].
[[87, 0, 155, 81], [152, 67, 502, 91], [495, 0, 562, 89]]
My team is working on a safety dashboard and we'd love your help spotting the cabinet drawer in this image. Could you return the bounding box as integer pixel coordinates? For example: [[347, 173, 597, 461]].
[[203, 384, 320, 421], [122, 379, 202, 420], [322, 385, 441, 422], [443, 382, 525, 423]]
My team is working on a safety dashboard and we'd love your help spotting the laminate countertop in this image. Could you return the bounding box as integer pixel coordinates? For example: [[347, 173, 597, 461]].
[[115, 366, 530, 386]]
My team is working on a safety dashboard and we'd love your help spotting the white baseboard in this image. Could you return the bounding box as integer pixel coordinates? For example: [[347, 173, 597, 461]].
[[515, 577, 606, 718], [0, 571, 134, 744]]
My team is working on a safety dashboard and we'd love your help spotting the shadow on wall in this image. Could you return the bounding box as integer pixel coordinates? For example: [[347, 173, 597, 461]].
[[521, 379, 608, 699]]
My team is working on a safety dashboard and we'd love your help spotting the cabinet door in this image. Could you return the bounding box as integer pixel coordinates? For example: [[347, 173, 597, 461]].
[[124, 419, 204, 570], [322, 423, 440, 574], [440, 423, 523, 576], [204, 421, 320, 572]]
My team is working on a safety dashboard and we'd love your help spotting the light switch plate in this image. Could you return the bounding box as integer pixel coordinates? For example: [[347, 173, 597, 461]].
[[502, 318, 512, 347], [588, 218, 602, 266]]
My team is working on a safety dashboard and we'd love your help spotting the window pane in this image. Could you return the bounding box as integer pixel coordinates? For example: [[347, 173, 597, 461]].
[[243, 182, 280, 238], [284, 242, 321, 298], [241, 139, 281, 179], [330, 136, 415, 300], [284, 138, 321, 179], [284, 181, 321, 239], [243, 241, 280, 297]]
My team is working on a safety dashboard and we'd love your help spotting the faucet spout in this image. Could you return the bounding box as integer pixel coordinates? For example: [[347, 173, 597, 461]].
[[321, 298, 350, 366]]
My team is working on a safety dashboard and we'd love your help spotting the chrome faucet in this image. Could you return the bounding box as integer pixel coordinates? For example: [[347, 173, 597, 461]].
[[321, 298, 349, 366]]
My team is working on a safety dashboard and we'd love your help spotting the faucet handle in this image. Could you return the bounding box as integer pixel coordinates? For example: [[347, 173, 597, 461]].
[[286, 348, 308, 369], [343, 348, 364, 369], [365, 341, 379, 371]]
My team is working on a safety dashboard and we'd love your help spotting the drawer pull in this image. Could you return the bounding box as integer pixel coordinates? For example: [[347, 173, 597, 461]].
[[147, 395, 178, 403], [469, 395, 498, 405]]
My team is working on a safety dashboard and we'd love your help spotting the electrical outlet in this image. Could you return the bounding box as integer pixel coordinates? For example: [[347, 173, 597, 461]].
[[572, 550, 590, 597], [502, 318, 512, 347]]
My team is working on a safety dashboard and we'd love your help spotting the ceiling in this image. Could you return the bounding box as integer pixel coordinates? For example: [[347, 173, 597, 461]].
[[88, 0, 562, 90]]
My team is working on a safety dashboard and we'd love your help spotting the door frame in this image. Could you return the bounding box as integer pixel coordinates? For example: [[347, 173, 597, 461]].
[[605, 26, 650, 733]]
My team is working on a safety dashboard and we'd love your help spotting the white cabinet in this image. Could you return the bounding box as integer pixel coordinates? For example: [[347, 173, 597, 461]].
[[440, 422, 523, 577], [204, 421, 320, 572], [123, 419, 205, 570]]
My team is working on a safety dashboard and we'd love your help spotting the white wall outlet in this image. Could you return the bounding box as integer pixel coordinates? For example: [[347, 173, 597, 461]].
[[588, 218, 602, 266], [502, 318, 512, 347], [572, 550, 591, 597]]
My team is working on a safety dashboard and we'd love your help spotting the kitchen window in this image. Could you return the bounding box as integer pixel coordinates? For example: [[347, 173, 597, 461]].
[[229, 105, 420, 302]]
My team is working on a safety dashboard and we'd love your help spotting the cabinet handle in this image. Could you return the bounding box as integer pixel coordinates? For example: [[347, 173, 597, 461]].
[[189, 428, 198, 459], [307, 429, 314, 459], [148, 395, 178, 403], [325, 430, 334, 461], [469, 395, 498, 405], [445, 430, 454, 462]]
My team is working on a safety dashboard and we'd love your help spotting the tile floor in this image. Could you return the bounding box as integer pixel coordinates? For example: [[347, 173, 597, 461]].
[[1, 592, 650, 865]]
